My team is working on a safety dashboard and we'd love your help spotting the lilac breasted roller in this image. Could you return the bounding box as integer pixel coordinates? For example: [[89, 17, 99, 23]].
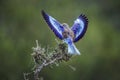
[[41, 10, 88, 55]]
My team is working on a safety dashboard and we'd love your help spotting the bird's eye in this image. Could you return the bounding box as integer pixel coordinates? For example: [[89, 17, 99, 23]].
[[68, 32, 70, 35]]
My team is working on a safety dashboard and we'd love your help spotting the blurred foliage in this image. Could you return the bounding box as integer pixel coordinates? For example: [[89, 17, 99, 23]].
[[0, 0, 120, 80]]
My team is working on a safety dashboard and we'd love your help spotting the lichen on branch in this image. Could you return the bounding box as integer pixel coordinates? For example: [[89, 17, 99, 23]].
[[24, 40, 72, 80]]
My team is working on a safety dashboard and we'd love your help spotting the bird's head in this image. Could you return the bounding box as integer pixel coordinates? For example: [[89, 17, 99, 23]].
[[61, 23, 75, 40], [61, 23, 69, 38], [62, 23, 69, 28]]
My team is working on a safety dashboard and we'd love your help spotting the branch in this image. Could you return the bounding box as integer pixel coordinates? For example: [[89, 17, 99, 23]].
[[24, 40, 72, 80]]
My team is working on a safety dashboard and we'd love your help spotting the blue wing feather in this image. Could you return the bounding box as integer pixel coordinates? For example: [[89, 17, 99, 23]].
[[71, 14, 88, 42], [41, 10, 64, 40]]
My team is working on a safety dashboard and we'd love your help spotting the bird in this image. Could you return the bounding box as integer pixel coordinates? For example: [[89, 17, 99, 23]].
[[41, 10, 88, 55]]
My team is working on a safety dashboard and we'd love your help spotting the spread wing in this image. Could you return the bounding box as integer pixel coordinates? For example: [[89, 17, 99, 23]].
[[71, 14, 88, 42], [41, 10, 64, 40]]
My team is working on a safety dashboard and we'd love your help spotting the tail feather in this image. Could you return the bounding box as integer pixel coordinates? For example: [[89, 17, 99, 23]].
[[68, 43, 80, 55], [63, 37, 80, 55]]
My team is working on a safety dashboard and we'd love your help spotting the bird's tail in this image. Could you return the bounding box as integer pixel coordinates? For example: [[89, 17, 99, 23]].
[[63, 37, 80, 55], [67, 42, 80, 55]]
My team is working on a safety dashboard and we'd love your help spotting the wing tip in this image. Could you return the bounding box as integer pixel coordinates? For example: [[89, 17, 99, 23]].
[[41, 10, 47, 18], [79, 14, 88, 23], [41, 10, 44, 13]]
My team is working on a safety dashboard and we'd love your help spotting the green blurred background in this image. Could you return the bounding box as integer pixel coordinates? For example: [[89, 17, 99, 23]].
[[0, 0, 120, 80]]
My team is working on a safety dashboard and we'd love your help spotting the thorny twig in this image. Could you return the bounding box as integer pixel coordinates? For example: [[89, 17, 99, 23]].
[[24, 40, 73, 80]]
